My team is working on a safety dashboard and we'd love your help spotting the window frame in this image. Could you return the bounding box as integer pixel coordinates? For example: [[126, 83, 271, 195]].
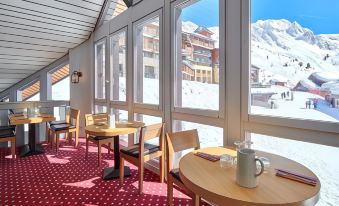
[[170, 0, 225, 119]]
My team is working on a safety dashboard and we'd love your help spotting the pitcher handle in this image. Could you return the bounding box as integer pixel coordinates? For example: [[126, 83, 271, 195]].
[[255, 158, 264, 176]]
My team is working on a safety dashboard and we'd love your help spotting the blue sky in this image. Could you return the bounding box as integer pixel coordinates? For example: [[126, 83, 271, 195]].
[[182, 0, 339, 34], [182, 0, 219, 28]]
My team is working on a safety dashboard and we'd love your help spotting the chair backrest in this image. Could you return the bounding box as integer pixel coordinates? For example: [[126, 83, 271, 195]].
[[69, 108, 80, 128], [85, 113, 108, 126], [138, 123, 165, 158], [166, 129, 200, 172]]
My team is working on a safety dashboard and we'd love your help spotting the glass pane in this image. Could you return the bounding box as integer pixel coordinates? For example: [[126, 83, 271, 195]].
[[17, 80, 40, 102], [111, 108, 128, 121], [52, 64, 70, 100], [111, 108, 129, 147], [174, 0, 219, 110], [250, 133, 339, 206], [173, 120, 223, 148], [95, 41, 106, 100], [250, 1, 339, 122], [134, 113, 162, 145], [94, 105, 107, 113], [110, 30, 127, 102], [134, 113, 162, 125], [134, 16, 160, 105]]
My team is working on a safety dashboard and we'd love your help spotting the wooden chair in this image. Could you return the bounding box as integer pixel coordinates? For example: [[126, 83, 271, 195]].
[[119, 123, 165, 194], [46, 107, 70, 143], [0, 126, 16, 159], [49, 108, 80, 152], [85, 113, 113, 166], [166, 129, 201, 206]]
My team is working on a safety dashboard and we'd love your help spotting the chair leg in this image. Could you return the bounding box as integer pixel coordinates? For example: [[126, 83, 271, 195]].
[[68, 132, 73, 144], [138, 161, 144, 195], [75, 131, 79, 147], [167, 175, 173, 206], [192, 194, 201, 206], [159, 155, 164, 183], [119, 157, 124, 186], [46, 126, 49, 143], [85, 137, 89, 159], [11, 138, 16, 159], [56, 133, 60, 152], [50, 132, 54, 149], [108, 142, 111, 154], [98, 143, 102, 166]]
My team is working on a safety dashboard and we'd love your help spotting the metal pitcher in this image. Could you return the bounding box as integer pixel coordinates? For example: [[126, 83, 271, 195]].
[[236, 148, 264, 188]]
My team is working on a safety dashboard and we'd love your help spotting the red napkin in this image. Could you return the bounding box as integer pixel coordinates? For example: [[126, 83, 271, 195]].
[[195, 152, 220, 162]]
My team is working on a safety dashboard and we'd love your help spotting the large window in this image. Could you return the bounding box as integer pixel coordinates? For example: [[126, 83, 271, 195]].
[[95, 40, 106, 100], [250, 0, 339, 123], [134, 15, 160, 105], [174, 0, 220, 110], [17, 80, 40, 102], [51, 64, 70, 101], [110, 30, 127, 102], [173, 120, 223, 148], [250, 133, 339, 206]]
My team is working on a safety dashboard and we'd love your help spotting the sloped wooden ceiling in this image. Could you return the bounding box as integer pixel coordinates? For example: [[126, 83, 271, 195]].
[[0, 0, 108, 93]]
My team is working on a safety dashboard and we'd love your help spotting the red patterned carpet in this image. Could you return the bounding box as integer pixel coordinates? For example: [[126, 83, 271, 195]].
[[0, 138, 205, 206]]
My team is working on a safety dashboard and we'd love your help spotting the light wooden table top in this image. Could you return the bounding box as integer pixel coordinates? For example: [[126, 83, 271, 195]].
[[9, 114, 55, 125], [84, 124, 138, 137], [179, 147, 320, 206]]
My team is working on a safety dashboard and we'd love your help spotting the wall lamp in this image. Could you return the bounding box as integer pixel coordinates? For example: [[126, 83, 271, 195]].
[[71, 71, 82, 84]]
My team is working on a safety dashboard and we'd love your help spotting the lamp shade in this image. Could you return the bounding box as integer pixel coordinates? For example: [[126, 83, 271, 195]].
[[71, 71, 82, 84]]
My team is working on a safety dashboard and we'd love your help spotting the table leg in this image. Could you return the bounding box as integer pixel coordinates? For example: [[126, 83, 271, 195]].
[[102, 135, 131, 180], [20, 123, 44, 157]]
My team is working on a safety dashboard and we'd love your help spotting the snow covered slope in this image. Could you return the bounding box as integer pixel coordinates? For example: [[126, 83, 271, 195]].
[[251, 19, 339, 86]]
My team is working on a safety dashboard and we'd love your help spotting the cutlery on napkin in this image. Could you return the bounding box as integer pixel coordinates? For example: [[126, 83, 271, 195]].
[[195, 152, 220, 162], [275, 168, 317, 186]]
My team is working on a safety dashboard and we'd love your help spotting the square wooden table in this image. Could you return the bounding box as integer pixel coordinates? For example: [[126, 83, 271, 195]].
[[9, 114, 55, 157]]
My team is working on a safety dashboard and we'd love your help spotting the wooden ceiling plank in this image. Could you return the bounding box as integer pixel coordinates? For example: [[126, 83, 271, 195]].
[[0, 74, 30, 79], [0, 54, 56, 62], [54, 0, 103, 12], [0, 63, 42, 70], [23, 0, 99, 18], [0, 48, 64, 59], [3, 0, 97, 24], [0, 33, 77, 49], [0, 3, 95, 28], [0, 16, 90, 37], [0, 26, 85, 44], [0, 60, 47, 67], [0, 7, 94, 31], [0, 41, 69, 53]]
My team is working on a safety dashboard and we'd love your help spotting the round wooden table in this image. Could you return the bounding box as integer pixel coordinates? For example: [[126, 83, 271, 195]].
[[179, 147, 320, 206], [85, 124, 138, 180]]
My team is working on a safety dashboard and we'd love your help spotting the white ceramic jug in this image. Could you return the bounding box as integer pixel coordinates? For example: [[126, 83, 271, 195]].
[[236, 148, 264, 188]]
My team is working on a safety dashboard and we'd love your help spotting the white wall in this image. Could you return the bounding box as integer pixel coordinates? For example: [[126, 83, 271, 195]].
[[69, 37, 94, 136]]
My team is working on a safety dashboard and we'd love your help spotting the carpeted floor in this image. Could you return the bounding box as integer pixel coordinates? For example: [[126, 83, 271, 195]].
[[0, 138, 203, 206]]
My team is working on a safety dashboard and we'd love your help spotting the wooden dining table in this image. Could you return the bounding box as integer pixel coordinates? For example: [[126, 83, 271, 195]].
[[9, 113, 55, 157], [179, 147, 320, 206], [84, 122, 142, 180]]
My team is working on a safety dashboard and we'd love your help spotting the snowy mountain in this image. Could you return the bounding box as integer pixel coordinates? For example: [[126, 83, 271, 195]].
[[251, 19, 339, 87]]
